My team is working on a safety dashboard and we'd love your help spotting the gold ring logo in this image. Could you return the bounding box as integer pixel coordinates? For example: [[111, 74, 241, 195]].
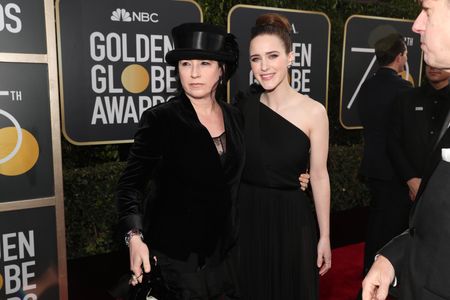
[[121, 64, 150, 93], [0, 109, 39, 176]]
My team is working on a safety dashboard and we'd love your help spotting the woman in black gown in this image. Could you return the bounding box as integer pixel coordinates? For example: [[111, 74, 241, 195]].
[[236, 13, 332, 300], [116, 23, 244, 299]]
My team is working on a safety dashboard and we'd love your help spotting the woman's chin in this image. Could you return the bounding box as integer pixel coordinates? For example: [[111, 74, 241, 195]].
[[259, 83, 276, 92]]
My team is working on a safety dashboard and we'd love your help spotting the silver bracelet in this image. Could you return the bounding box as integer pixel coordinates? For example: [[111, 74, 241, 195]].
[[124, 229, 144, 247]]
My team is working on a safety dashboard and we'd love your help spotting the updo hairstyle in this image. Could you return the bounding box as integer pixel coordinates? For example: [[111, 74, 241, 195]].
[[251, 13, 293, 53]]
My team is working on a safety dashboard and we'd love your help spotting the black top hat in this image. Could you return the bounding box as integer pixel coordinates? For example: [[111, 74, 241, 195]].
[[165, 23, 238, 65]]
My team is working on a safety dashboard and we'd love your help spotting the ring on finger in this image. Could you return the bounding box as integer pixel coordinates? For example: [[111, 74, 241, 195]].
[[131, 273, 139, 280]]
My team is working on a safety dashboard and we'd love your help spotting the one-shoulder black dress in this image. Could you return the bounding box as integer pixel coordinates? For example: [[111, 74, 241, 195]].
[[238, 91, 318, 300]]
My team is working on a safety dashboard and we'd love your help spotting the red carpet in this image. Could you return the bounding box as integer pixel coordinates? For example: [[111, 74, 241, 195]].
[[320, 242, 364, 300], [69, 242, 383, 300]]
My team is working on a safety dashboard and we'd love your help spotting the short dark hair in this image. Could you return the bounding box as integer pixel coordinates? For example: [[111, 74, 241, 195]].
[[374, 33, 406, 66]]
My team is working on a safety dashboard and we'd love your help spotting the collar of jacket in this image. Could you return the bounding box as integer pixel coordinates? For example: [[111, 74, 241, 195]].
[[178, 92, 230, 122], [376, 67, 400, 77], [423, 81, 450, 99]]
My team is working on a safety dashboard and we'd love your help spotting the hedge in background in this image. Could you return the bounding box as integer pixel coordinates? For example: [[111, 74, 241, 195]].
[[63, 162, 124, 259], [63, 144, 368, 258], [328, 144, 369, 211]]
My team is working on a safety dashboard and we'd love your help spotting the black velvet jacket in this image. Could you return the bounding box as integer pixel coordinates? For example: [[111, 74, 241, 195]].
[[117, 93, 245, 261]]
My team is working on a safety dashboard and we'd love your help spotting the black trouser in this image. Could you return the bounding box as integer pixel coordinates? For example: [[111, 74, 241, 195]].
[[363, 178, 411, 275], [153, 248, 239, 300]]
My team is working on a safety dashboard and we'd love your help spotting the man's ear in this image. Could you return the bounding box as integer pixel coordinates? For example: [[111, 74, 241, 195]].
[[398, 51, 407, 61]]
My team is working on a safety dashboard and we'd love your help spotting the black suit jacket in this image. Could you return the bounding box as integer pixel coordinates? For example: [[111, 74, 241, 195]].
[[381, 120, 450, 299], [358, 67, 413, 180], [387, 83, 450, 182], [117, 93, 245, 261]]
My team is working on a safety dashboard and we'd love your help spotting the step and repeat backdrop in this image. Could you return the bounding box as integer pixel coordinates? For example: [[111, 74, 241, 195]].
[[57, 3, 333, 145], [0, 0, 65, 299], [58, 0, 202, 145], [340, 15, 423, 129], [229, 5, 330, 108], [1, 0, 204, 298], [1, 1, 423, 299], [57, 4, 424, 145]]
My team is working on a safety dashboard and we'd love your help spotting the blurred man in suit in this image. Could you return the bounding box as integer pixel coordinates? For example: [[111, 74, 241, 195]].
[[363, 1, 450, 299], [357, 33, 412, 275], [388, 64, 450, 202]]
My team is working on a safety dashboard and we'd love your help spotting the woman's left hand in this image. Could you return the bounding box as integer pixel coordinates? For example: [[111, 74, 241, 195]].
[[317, 236, 331, 276]]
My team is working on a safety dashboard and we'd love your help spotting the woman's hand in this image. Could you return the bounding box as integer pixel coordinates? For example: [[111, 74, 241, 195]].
[[298, 172, 310, 191], [317, 236, 331, 276], [129, 236, 151, 285]]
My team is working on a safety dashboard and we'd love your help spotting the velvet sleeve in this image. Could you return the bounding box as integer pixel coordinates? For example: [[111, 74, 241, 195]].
[[116, 109, 162, 236]]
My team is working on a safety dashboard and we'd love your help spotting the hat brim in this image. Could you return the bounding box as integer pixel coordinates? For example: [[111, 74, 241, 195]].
[[165, 49, 235, 65]]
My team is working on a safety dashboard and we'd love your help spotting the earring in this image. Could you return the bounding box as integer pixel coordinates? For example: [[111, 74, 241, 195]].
[[287, 62, 292, 69]]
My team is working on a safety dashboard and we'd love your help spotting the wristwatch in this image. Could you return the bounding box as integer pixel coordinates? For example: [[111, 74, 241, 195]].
[[124, 228, 144, 247]]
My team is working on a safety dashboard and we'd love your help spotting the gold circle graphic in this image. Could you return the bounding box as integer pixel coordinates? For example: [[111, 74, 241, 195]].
[[0, 127, 39, 176], [0, 272, 3, 290], [121, 64, 150, 93]]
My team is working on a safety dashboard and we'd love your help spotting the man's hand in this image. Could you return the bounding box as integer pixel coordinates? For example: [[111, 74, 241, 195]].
[[362, 255, 395, 300], [407, 177, 421, 201]]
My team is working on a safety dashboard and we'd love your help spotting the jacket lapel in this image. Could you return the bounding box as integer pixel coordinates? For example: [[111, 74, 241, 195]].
[[218, 99, 245, 184], [178, 93, 226, 180], [416, 126, 450, 201], [435, 110, 450, 149]]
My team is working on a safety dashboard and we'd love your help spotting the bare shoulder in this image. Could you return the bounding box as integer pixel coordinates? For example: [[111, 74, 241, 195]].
[[294, 94, 327, 117]]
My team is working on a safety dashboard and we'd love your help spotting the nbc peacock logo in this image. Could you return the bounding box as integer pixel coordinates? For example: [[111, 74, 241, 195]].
[[110, 8, 159, 23], [111, 8, 131, 22], [0, 109, 39, 176]]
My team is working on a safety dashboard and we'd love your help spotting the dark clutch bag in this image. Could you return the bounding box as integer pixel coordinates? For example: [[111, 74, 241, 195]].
[[128, 256, 178, 300]]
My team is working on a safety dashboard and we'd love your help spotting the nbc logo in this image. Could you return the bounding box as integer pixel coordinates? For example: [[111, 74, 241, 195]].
[[111, 8, 131, 22], [110, 8, 159, 23]]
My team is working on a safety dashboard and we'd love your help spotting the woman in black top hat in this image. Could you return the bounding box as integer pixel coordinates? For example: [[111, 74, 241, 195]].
[[116, 23, 244, 299]]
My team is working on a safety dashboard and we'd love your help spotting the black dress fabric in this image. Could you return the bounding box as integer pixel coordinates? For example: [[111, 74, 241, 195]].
[[239, 100, 319, 300]]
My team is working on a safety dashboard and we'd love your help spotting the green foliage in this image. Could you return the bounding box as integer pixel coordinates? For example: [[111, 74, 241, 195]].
[[62, 139, 120, 169], [328, 143, 369, 211], [63, 162, 125, 258]]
